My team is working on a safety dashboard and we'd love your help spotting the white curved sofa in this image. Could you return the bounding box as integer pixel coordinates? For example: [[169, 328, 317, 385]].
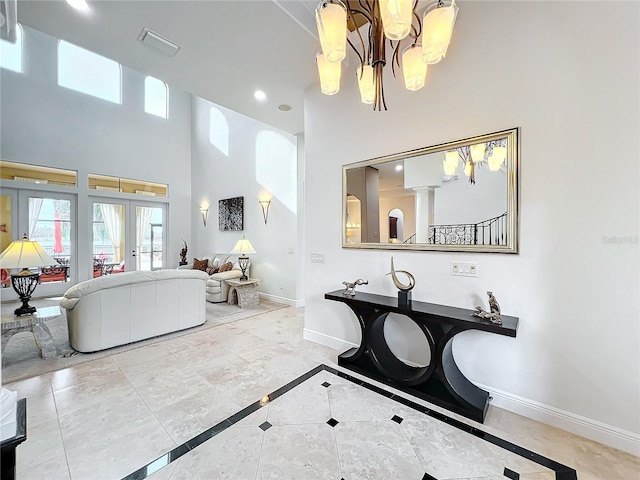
[[177, 254, 249, 303], [60, 269, 209, 353]]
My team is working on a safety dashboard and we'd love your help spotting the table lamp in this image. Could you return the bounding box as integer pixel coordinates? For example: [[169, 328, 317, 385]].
[[0, 235, 56, 316], [230, 236, 256, 281]]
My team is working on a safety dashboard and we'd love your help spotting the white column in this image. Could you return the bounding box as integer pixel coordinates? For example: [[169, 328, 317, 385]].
[[415, 187, 432, 243]]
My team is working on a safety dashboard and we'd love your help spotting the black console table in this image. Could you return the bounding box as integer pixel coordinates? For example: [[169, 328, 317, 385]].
[[325, 290, 518, 423], [1, 398, 27, 480]]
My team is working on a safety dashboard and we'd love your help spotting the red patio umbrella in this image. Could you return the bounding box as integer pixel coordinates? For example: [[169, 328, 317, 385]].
[[53, 211, 64, 254]]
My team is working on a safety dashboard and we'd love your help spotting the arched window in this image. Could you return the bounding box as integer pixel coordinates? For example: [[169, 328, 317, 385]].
[[58, 40, 121, 103], [0, 24, 23, 73], [145, 76, 168, 118]]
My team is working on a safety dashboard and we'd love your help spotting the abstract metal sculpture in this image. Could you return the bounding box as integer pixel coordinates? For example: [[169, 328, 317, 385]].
[[386, 256, 415, 307], [179, 238, 188, 265]]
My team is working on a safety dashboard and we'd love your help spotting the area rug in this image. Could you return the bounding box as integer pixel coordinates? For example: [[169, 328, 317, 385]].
[[1, 297, 288, 384]]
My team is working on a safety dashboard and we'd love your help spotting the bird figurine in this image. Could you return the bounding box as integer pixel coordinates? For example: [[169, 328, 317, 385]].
[[472, 291, 502, 325], [342, 279, 368, 296], [487, 291, 501, 317]]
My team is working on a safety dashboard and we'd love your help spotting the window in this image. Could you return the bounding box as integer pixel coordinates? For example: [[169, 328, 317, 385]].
[[88, 174, 167, 197], [145, 76, 168, 118], [58, 40, 121, 103], [0, 160, 77, 187], [0, 24, 23, 73]]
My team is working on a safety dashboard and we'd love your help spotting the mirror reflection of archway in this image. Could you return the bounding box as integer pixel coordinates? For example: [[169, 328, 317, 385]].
[[346, 194, 362, 243], [388, 208, 404, 243]]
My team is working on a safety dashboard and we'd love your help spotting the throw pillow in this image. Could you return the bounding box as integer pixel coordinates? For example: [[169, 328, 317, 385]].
[[193, 258, 208, 272], [218, 262, 233, 273], [206, 266, 219, 275]]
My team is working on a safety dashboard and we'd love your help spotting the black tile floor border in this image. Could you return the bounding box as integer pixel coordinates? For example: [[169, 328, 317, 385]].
[[121, 364, 578, 480]]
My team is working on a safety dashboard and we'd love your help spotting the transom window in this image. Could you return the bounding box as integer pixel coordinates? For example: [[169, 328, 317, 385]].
[[145, 76, 168, 119], [58, 40, 121, 103], [0, 24, 23, 73]]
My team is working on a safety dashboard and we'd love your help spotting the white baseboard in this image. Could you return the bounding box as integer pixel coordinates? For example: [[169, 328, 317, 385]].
[[303, 328, 357, 351], [303, 328, 639, 456], [476, 382, 640, 456], [259, 293, 304, 308]]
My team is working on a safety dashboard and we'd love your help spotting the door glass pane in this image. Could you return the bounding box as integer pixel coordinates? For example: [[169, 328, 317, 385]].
[[1, 195, 12, 288], [29, 197, 72, 283], [93, 203, 126, 277], [136, 206, 163, 271]]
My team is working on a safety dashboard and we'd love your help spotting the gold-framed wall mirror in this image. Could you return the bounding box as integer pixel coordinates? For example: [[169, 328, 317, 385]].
[[342, 128, 519, 253]]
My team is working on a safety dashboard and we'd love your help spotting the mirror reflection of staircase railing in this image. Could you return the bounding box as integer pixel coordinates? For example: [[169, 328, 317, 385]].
[[428, 212, 508, 245]]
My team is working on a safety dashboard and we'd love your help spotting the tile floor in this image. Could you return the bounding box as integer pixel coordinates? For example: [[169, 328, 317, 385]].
[[3, 305, 639, 480]]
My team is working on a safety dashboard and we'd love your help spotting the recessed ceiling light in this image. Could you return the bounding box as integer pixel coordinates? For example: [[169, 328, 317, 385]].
[[395, 165, 403, 171], [254, 90, 267, 102], [66, 0, 90, 12], [277, 104, 292, 112]]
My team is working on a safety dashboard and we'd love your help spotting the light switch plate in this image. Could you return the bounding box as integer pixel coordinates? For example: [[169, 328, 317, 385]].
[[311, 253, 325, 264], [451, 261, 478, 277]]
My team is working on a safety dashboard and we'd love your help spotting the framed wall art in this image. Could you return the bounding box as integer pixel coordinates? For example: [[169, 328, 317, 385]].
[[219, 196, 244, 231]]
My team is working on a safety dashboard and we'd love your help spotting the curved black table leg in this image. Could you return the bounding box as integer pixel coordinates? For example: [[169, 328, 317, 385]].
[[439, 329, 490, 422]]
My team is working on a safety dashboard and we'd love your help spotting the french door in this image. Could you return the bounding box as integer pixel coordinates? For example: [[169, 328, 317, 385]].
[[17, 190, 76, 297], [91, 198, 166, 276]]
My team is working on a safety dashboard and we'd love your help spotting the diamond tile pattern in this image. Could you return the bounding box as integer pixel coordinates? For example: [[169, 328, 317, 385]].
[[391, 414, 404, 424], [322, 381, 331, 388], [259, 421, 272, 431], [326, 417, 339, 428]]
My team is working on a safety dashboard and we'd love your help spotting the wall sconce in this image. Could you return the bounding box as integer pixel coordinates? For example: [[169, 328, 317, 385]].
[[258, 200, 271, 225], [199, 206, 209, 227]]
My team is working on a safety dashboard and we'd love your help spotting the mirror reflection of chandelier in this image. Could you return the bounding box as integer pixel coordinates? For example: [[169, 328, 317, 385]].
[[443, 139, 508, 184], [315, 0, 459, 110]]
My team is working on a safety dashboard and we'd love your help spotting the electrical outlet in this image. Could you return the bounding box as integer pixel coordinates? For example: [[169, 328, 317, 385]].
[[451, 261, 478, 277], [311, 253, 325, 263], [279, 281, 284, 290]]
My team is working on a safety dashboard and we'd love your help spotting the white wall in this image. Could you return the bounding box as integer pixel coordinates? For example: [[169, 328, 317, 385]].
[[190, 97, 300, 304], [0, 25, 193, 280], [303, 1, 639, 453]]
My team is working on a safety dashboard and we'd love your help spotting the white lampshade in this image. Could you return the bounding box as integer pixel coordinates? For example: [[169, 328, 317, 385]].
[[0, 236, 56, 270], [463, 161, 472, 177], [443, 158, 457, 176], [230, 237, 256, 256], [445, 150, 459, 168], [315, 0, 347, 63], [470, 143, 486, 163], [317, 52, 341, 95], [357, 65, 375, 104], [488, 146, 507, 171], [402, 44, 427, 91], [422, 0, 459, 64], [379, 0, 413, 41]]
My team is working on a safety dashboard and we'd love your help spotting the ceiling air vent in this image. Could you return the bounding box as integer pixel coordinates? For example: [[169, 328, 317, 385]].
[[137, 27, 181, 57]]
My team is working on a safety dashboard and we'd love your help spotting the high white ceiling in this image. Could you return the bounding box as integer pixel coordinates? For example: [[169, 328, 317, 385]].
[[16, 0, 321, 135]]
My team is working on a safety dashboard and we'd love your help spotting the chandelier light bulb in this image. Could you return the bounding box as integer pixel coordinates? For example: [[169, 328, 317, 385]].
[[357, 65, 375, 104], [463, 161, 472, 177], [422, 0, 459, 64], [488, 146, 507, 171], [470, 143, 486, 163], [445, 150, 459, 168], [379, 0, 413, 41], [402, 44, 427, 91], [315, 0, 347, 63], [316, 52, 341, 95], [443, 158, 457, 176]]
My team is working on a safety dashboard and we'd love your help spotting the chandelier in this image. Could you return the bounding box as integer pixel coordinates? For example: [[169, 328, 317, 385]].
[[315, 0, 459, 110], [443, 139, 507, 184]]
